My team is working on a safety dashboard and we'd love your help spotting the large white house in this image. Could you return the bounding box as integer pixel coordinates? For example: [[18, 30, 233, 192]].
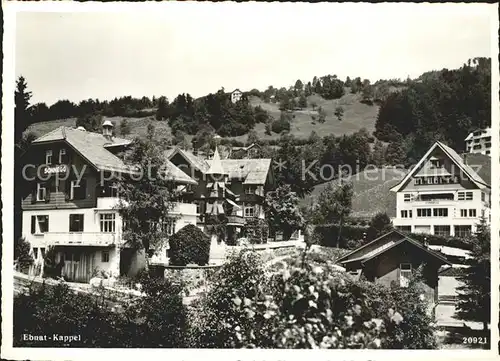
[[21, 123, 198, 282], [390, 141, 491, 237], [465, 127, 491, 155]]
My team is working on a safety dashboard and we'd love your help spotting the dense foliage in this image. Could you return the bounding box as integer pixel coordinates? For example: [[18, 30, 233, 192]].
[[456, 217, 491, 331], [14, 276, 187, 347], [14, 237, 34, 272], [116, 127, 178, 269], [189, 250, 437, 349], [169, 224, 211, 266], [264, 184, 305, 241], [245, 218, 269, 244], [374, 58, 491, 163]]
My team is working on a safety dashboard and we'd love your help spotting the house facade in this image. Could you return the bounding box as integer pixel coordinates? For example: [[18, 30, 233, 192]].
[[230, 89, 243, 104], [390, 141, 491, 237], [166, 146, 275, 244], [21, 124, 198, 282], [465, 127, 491, 155], [337, 230, 451, 314]]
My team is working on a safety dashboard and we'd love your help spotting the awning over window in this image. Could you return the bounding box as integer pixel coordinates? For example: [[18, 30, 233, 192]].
[[226, 199, 241, 209]]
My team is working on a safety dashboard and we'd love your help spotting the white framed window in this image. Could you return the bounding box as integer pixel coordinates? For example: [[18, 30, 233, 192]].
[[101, 251, 110, 263], [457, 192, 473, 201], [417, 208, 431, 217], [468, 209, 477, 217], [401, 210, 412, 218], [31, 215, 49, 234], [99, 213, 116, 233], [161, 218, 177, 236], [59, 148, 66, 163], [244, 205, 255, 217], [245, 186, 256, 194], [460, 209, 468, 217], [36, 183, 47, 201], [455, 225, 472, 237], [33, 247, 39, 259], [404, 194, 413, 202], [430, 159, 442, 168], [399, 263, 412, 288], [433, 208, 448, 217], [434, 225, 451, 237], [45, 150, 53, 165]]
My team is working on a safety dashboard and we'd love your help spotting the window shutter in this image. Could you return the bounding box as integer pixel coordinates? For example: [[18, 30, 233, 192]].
[[31, 185, 37, 204], [31, 216, 36, 234], [45, 181, 51, 203], [80, 178, 87, 199]]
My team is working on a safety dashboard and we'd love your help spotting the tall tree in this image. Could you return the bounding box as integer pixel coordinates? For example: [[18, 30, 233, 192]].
[[116, 130, 178, 270], [314, 181, 353, 248], [371, 140, 386, 167], [15, 76, 32, 243], [456, 217, 491, 331], [334, 106, 344, 121], [264, 184, 305, 241], [119, 118, 131, 136]]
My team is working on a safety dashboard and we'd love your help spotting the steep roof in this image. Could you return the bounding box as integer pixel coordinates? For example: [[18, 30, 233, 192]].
[[166, 148, 211, 173], [206, 147, 227, 175], [217, 159, 272, 184], [337, 230, 450, 266], [166, 147, 272, 185], [390, 141, 489, 192], [33, 126, 133, 173], [32, 126, 196, 184]]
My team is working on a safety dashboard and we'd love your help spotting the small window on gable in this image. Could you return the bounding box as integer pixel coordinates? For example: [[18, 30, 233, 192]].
[[430, 159, 442, 168], [59, 148, 67, 163], [46, 150, 53, 165], [400, 263, 412, 288]]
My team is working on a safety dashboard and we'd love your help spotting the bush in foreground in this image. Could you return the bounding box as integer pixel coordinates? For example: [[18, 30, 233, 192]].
[[189, 250, 437, 349], [169, 224, 211, 266]]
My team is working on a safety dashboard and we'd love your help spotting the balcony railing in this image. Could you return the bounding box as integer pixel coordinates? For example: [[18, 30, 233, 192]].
[[226, 215, 245, 226], [43, 232, 118, 246], [96, 197, 197, 215]]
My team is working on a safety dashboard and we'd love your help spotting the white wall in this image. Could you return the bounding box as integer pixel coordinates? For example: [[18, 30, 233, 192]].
[[393, 189, 490, 235]]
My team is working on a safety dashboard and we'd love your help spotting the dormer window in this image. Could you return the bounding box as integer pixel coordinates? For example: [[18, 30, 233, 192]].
[[59, 148, 66, 164], [45, 150, 53, 165]]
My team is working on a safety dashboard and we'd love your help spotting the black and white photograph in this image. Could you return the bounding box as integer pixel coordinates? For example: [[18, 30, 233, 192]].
[[1, 2, 499, 359]]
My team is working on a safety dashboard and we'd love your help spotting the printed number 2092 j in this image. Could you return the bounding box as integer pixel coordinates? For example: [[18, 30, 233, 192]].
[[462, 337, 488, 344]]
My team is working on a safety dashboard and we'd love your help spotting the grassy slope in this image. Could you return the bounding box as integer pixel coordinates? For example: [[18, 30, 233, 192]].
[[27, 90, 380, 142], [230, 91, 380, 142], [306, 168, 407, 218]]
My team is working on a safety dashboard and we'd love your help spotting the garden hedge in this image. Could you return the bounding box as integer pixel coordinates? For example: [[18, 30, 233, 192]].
[[311, 223, 474, 250], [169, 224, 211, 266]]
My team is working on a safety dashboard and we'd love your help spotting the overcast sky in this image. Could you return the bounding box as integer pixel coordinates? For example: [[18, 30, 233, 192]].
[[15, 2, 495, 106]]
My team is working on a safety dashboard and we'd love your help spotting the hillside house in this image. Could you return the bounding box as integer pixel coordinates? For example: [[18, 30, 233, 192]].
[[337, 230, 451, 315], [465, 127, 491, 155], [230, 89, 243, 104], [390, 141, 491, 236], [230, 143, 262, 158], [21, 123, 198, 282], [166, 146, 275, 244]]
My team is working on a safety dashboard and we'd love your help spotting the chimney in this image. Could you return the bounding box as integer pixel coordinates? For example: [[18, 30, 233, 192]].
[[102, 120, 114, 140]]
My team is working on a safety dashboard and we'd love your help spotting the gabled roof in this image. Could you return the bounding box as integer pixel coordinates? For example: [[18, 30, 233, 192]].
[[32, 126, 197, 184], [337, 230, 450, 266], [390, 141, 489, 192], [165, 148, 211, 173], [216, 159, 272, 184], [33, 126, 134, 173], [166, 147, 272, 185]]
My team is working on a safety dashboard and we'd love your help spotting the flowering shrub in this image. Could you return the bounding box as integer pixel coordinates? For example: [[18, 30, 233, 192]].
[[190, 250, 437, 349]]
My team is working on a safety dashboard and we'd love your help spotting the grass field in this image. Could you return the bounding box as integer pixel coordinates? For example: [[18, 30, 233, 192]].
[[306, 167, 406, 218], [26, 90, 380, 142]]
